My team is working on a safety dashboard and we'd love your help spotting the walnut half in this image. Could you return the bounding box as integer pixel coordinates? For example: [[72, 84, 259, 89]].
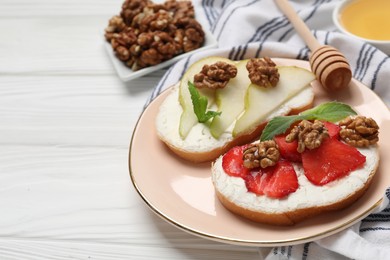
[[193, 61, 237, 89], [286, 120, 329, 153], [243, 140, 280, 169], [246, 57, 279, 88], [339, 116, 379, 147], [105, 15, 127, 41]]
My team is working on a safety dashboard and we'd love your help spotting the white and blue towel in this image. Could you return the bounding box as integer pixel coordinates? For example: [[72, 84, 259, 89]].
[[148, 1, 390, 259]]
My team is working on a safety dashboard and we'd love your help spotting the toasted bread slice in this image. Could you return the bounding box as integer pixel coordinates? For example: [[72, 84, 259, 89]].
[[155, 83, 314, 163], [211, 145, 379, 225]]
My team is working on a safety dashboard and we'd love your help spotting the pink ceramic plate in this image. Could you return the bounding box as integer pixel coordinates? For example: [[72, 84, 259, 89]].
[[129, 58, 390, 247]]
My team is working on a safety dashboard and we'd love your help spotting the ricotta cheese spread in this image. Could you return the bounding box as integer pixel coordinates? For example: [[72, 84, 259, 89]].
[[156, 84, 314, 153], [212, 146, 379, 213]]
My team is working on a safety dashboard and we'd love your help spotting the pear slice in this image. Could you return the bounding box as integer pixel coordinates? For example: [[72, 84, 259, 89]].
[[209, 60, 250, 138], [232, 66, 315, 137], [179, 56, 235, 139]]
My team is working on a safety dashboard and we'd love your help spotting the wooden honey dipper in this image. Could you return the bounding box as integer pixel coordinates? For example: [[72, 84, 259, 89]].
[[274, 0, 352, 91]]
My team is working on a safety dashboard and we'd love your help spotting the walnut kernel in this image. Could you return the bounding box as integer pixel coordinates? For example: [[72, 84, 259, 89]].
[[339, 116, 379, 147], [243, 140, 280, 169], [104, 16, 127, 41], [286, 120, 329, 153], [246, 57, 280, 88], [111, 28, 138, 61], [121, 0, 151, 26], [175, 17, 205, 52], [194, 62, 238, 89]]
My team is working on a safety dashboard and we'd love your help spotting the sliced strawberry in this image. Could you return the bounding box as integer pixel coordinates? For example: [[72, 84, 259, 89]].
[[275, 121, 340, 162], [263, 160, 299, 198], [323, 121, 341, 139], [244, 160, 298, 198], [274, 134, 302, 162], [302, 138, 366, 185], [222, 145, 250, 178], [244, 168, 272, 196]]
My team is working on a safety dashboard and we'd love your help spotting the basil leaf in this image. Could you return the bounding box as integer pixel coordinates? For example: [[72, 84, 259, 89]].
[[188, 81, 221, 123]]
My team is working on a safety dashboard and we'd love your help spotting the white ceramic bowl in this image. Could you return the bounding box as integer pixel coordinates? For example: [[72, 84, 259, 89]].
[[105, 28, 218, 82], [333, 0, 390, 54]]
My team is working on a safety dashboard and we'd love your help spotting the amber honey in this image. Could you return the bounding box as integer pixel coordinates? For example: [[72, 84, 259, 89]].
[[339, 0, 390, 41]]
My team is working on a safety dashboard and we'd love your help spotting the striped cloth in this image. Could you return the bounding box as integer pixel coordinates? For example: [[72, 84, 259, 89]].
[[147, 1, 390, 259]]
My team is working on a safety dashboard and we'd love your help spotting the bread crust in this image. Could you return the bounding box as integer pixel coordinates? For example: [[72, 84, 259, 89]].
[[212, 148, 379, 226], [156, 85, 314, 163]]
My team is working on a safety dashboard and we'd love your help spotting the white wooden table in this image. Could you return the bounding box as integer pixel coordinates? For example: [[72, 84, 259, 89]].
[[0, 0, 262, 258]]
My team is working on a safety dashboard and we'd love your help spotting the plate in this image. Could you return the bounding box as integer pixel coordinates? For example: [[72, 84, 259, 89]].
[[129, 58, 390, 246], [104, 27, 217, 82]]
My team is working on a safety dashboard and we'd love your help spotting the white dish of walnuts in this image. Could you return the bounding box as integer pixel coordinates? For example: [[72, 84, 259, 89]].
[[104, 0, 218, 82]]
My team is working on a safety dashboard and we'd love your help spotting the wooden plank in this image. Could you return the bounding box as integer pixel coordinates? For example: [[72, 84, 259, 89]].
[[0, 73, 166, 147], [0, 239, 259, 259], [0, 144, 258, 259], [0, 16, 122, 73], [0, 0, 123, 17]]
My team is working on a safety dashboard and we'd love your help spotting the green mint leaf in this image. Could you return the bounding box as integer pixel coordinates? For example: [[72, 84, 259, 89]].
[[188, 81, 221, 123], [260, 115, 304, 141], [260, 101, 357, 141], [204, 110, 222, 120], [300, 101, 357, 122]]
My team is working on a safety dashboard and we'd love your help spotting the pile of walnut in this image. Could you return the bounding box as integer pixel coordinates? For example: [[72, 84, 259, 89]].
[[243, 116, 379, 169], [105, 0, 205, 71], [193, 57, 280, 90]]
